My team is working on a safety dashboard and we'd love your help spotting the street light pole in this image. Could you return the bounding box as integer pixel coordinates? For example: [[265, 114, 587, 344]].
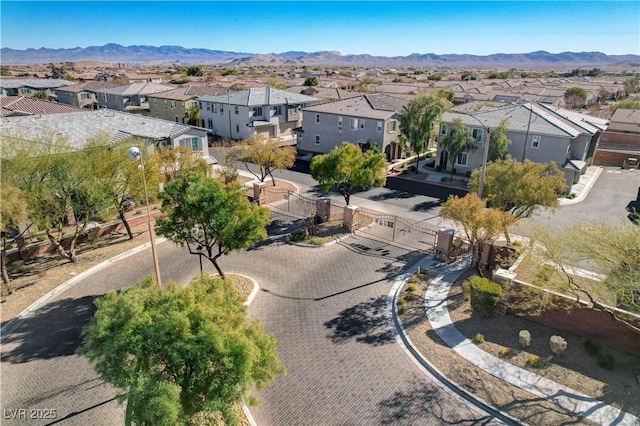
[[128, 146, 162, 289]]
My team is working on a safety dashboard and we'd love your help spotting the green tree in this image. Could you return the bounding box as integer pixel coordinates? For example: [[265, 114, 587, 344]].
[[397, 94, 449, 171], [267, 77, 287, 89], [468, 156, 566, 220], [83, 136, 161, 240], [624, 77, 640, 94], [152, 145, 210, 183], [183, 104, 199, 125], [310, 142, 387, 205], [0, 184, 27, 293], [227, 136, 296, 185], [487, 119, 512, 162], [564, 87, 588, 108], [523, 221, 640, 333], [461, 71, 477, 81], [303, 76, 319, 86], [436, 88, 455, 103], [78, 274, 285, 425], [427, 74, 442, 81], [185, 65, 204, 77], [155, 172, 269, 278], [33, 91, 49, 100], [439, 118, 476, 180], [440, 193, 515, 269], [609, 99, 640, 114], [0, 66, 11, 76]]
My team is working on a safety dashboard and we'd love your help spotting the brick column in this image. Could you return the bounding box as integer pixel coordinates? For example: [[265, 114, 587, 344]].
[[436, 228, 455, 254], [253, 182, 266, 205], [343, 205, 359, 232]]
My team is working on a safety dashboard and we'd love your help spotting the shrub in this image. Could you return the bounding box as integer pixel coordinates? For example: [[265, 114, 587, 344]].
[[519, 330, 531, 348], [597, 353, 615, 370], [406, 283, 417, 292], [404, 292, 415, 301], [498, 347, 510, 357], [396, 298, 406, 306], [527, 355, 541, 368], [408, 275, 420, 284], [398, 306, 407, 315], [550, 335, 568, 355], [468, 276, 503, 318], [289, 230, 308, 242], [474, 333, 485, 344], [584, 339, 601, 356]]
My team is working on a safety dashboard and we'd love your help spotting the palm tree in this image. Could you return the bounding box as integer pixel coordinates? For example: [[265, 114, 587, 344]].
[[440, 118, 476, 181], [398, 95, 448, 172]]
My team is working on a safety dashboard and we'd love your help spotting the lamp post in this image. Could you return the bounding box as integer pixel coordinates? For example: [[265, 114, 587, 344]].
[[127, 146, 162, 289]]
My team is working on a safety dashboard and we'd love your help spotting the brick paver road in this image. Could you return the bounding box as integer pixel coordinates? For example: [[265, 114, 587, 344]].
[[1, 234, 498, 425]]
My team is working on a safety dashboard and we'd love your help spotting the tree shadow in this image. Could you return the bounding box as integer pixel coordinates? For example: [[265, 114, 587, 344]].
[[2, 295, 97, 363], [412, 200, 441, 212], [324, 295, 395, 346], [377, 380, 494, 425], [369, 189, 416, 201]]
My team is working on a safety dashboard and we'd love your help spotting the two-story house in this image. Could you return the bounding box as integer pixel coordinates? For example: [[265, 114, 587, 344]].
[[595, 108, 640, 167], [148, 85, 221, 124], [1, 109, 215, 168], [94, 82, 174, 114], [0, 78, 76, 98], [198, 87, 320, 144], [436, 102, 608, 189], [54, 81, 121, 109], [1, 96, 85, 116], [296, 94, 408, 160]]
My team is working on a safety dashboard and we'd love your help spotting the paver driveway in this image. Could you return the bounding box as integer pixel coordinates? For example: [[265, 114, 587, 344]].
[[1, 234, 499, 425]]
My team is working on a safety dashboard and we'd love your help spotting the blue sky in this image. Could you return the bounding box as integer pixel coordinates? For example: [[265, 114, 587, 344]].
[[1, 1, 639, 56]]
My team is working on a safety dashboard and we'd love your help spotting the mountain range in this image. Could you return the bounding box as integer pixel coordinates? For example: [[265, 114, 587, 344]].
[[2, 43, 639, 69]]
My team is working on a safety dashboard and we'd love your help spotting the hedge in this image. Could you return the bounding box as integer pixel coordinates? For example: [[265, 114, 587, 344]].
[[469, 276, 503, 318]]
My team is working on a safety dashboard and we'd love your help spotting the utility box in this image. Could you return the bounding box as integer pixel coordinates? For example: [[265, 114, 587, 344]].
[[624, 158, 638, 169]]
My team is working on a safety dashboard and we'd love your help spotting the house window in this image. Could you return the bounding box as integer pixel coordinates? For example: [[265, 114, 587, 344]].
[[350, 118, 358, 130], [171, 101, 176, 108], [253, 106, 263, 116], [315, 135, 320, 145], [180, 137, 202, 150], [456, 151, 468, 166], [338, 116, 343, 131], [360, 119, 365, 130], [206, 103, 210, 111], [289, 105, 300, 114], [377, 121, 383, 132], [220, 104, 224, 114], [164, 101, 168, 109], [212, 103, 217, 113], [198, 102, 202, 109], [387, 120, 397, 132], [234, 106, 239, 115], [440, 124, 448, 135], [472, 128, 484, 143], [274, 106, 282, 115], [236, 124, 240, 133], [175, 116, 179, 123], [531, 135, 541, 148], [316, 114, 320, 123], [207, 118, 213, 129]]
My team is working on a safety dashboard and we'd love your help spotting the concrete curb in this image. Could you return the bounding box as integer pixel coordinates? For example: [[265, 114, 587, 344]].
[[559, 166, 603, 205], [0, 237, 167, 343], [237, 272, 260, 426], [388, 259, 520, 425]]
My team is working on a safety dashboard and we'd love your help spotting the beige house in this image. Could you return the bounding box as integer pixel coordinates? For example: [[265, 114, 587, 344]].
[[148, 85, 221, 124]]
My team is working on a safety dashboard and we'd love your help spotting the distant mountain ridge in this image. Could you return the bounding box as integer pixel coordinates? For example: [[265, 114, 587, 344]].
[[1, 44, 639, 69]]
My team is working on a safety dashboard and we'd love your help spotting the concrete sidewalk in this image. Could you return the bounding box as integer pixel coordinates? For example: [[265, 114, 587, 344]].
[[420, 259, 638, 426]]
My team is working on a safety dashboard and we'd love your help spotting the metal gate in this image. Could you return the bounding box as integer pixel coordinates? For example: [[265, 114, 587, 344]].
[[267, 207, 309, 236], [356, 208, 438, 252]]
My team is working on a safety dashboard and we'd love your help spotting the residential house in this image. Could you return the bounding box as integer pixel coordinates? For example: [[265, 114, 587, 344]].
[[1, 96, 85, 117], [435, 102, 609, 189], [595, 108, 640, 166], [296, 93, 408, 160], [197, 87, 320, 144], [148, 85, 221, 124], [118, 72, 165, 84], [94, 82, 174, 114], [0, 78, 76, 98], [1, 109, 215, 167], [55, 81, 121, 109]]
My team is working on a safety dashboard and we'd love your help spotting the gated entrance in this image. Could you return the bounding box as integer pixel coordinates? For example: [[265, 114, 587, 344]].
[[356, 208, 438, 252]]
